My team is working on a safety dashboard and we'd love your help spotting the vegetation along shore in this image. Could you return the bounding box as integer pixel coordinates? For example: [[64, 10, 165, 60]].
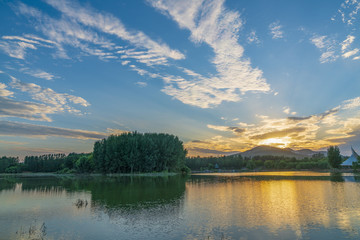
[[0, 132, 359, 175]]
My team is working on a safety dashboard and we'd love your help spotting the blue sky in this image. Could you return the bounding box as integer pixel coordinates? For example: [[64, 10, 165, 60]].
[[1, 0, 360, 157]]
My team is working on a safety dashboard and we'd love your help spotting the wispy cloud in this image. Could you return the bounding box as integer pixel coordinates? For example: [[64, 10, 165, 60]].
[[343, 48, 359, 58], [0, 77, 61, 121], [129, 65, 160, 78], [310, 35, 338, 63], [247, 30, 260, 44], [19, 68, 56, 80], [0, 83, 14, 97], [269, 21, 284, 39], [207, 124, 245, 134], [340, 35, 360, 58], [337, 0, 360, 25], [0, 121, 107, 139], [135, 81, 148, 87], [341, 35, 355, 51], [106, 128, 129, 135], [10, 76, 89, 116], [0, 34, 57, 59], [0, 96, 57, 122], [42, 0, 185, 64], [283, 107, 296, 115], [16, 2, 116, 60], [148, 0, 270, 108], [0, 37, 38, 59]]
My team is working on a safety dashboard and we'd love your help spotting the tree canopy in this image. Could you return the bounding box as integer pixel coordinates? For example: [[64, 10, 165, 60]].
[[327, 146, 342, 168], [93, 132, 187, 173]]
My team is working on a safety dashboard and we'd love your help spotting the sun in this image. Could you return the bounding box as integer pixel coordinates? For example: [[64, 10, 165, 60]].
[[259, 137, 291, 148]]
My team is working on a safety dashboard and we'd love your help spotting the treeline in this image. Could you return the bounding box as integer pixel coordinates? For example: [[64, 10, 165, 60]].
[[0, 132, 188, 174], [93, 132, 187, 173], [186, 153, 329, 171], [0, 156, 20, 173], [0, 153, 92, 174], [24, 153, 92, 173]]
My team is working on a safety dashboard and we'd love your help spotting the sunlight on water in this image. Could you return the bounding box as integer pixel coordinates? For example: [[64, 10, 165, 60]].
[[1, 173, 360, 239]]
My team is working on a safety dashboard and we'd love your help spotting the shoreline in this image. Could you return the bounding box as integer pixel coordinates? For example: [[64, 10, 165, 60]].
[[1, 169, 357, 177], [191, 168, 355, 174], [0, 172, 180, 178]]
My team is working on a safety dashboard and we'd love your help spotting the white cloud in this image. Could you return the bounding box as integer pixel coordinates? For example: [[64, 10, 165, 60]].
[[283, 107, 290, 114], [207, 124, 231, 132], [0, 83, 14, 97], [337, 0, 360, 25], [269, 21, 284, 39], [19, 68, 56, 80], [311, 35, 339, 63], [16, 3, 121, 60], [0, 34, 57, 60], [129, 65, 160, 78], [0, 96, 56, 122], [43, 0, 185, 63], [148, 0, 270, 108], [0, 39, 36, 59], [341, 35, 355, 51], [207, 124, 245, 134], [135, 81, 147, 87], [342, 48, 359, 58], [283, 107, 296, 115], [319, 51, 337, 63], [10, 76, 90, 115], [311, 36, 327, 49], [342, 96, 360, 109], [247, 30, 260, 44], [118, 48, 169, 66]]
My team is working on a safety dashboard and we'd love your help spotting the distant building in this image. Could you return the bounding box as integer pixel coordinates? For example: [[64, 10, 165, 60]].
[[341, 147, 359, 167]]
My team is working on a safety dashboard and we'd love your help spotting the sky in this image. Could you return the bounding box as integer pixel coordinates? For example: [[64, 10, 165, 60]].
[[1, 0, 360, 158]]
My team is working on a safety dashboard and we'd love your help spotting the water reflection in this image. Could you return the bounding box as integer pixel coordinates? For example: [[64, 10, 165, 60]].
[[0, 175, 187, 240], [0, 175, 187, 207], [1, 172, 360, 239], [186, 172, 360, 239]]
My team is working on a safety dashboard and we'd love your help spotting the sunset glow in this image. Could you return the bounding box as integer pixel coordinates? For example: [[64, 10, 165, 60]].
[[0, 0, 360, 157], [259, 137, 291, 148]]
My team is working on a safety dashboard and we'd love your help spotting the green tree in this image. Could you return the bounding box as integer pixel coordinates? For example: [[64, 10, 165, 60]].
[[92, 132, 187, 173], [327, 146, 342, 168], [278, 160, 287, 169], [75, 155, 94, 173], [264, 160, 274, 169], [246, 160, 256, 170]]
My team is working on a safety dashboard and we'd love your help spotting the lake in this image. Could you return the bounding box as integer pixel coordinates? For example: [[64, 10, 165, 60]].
[[1, 172, 360, 240]]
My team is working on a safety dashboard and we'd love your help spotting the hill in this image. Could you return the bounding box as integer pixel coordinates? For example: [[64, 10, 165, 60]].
[[237, 146, 326, 159]]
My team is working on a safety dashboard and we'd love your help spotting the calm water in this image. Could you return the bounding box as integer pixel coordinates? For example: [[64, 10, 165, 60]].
[[1, 172, 360, 240]]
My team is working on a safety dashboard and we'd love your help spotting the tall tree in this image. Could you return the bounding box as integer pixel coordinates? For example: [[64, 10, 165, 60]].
[[327, 146, 342, 168]]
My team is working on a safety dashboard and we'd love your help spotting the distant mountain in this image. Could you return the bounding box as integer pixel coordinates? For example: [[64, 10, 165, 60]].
[[237, 145, 326, 159]]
